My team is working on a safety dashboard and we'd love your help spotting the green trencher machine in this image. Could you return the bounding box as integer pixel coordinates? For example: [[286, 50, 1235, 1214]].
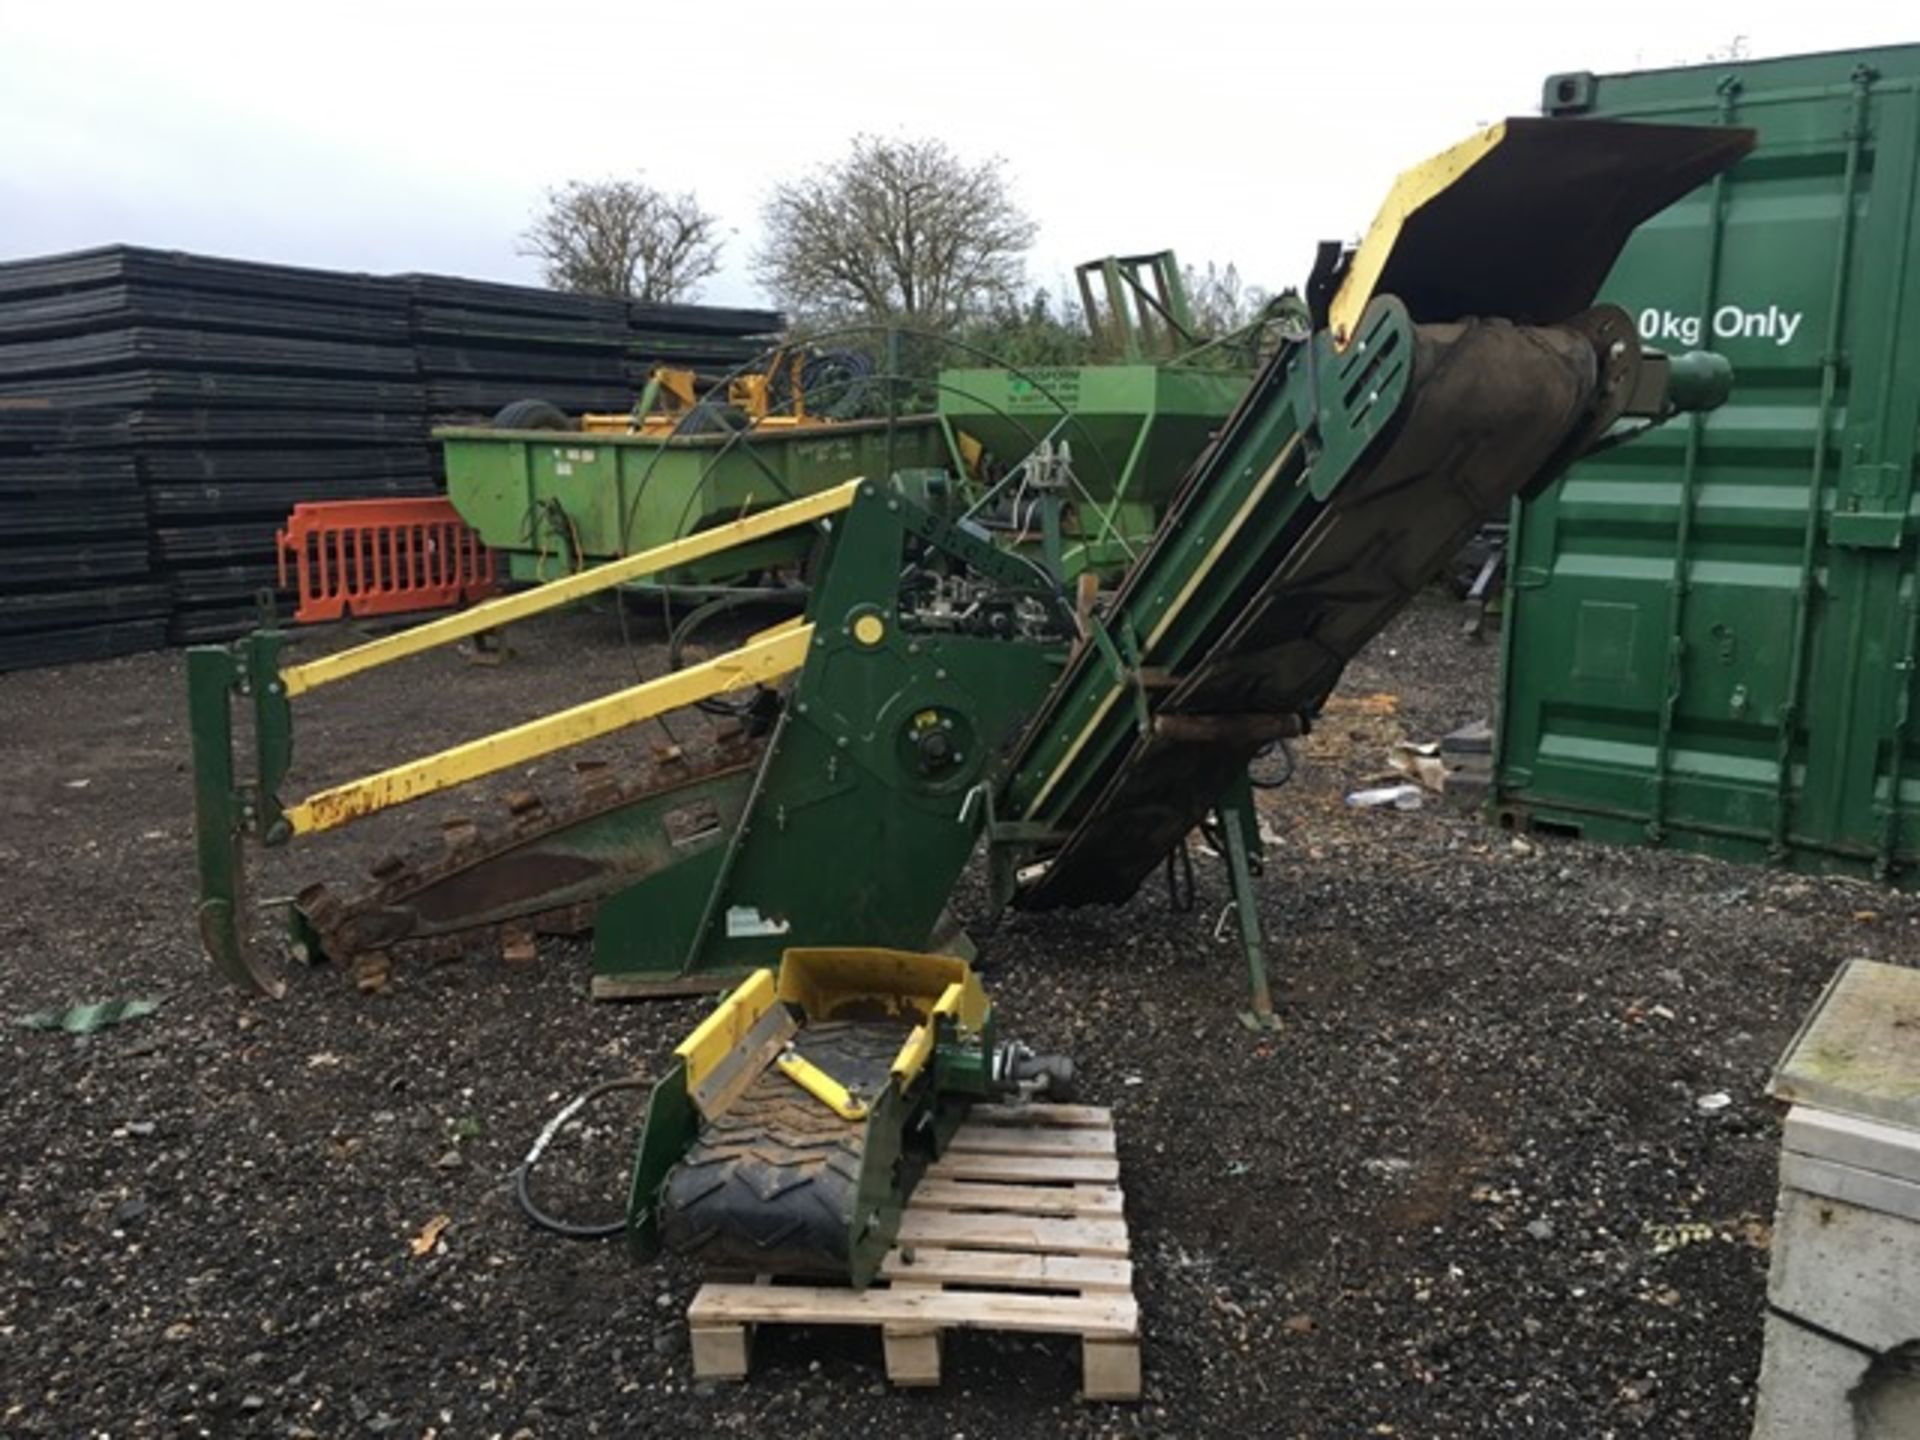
[[188, 116, 1747, 1286]]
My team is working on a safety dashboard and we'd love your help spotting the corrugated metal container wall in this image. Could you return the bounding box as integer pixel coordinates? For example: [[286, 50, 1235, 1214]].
[[1496, 47, 1920, 881]]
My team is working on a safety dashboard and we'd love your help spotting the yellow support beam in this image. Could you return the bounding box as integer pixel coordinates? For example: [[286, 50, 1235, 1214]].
[[775, 1051, 870, 1121], [280, 479, 860, 697], [284, 623, 811, 835]]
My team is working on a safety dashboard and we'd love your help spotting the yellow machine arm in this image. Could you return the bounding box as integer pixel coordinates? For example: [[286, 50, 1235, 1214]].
[[281, 479, 858, 697], [284, 622, 810, 835]]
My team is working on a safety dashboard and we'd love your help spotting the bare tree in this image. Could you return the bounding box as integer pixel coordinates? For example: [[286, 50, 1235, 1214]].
[[519, 177, 723, 302], [1182, 261, 1271, 336], [755, 136, 1038, 330]]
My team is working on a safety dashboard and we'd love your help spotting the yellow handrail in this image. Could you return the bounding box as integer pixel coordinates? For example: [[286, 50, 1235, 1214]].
[[284, 623, 811, 835], [280, 479, 859, 697]]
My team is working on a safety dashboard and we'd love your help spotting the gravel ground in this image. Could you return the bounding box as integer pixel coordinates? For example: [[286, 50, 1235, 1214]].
[[3, 590, 1913, 1438]]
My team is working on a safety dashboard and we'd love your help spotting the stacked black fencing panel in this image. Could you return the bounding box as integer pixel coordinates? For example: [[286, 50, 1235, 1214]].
[[626, 298, 778, 385], [0, 245, 781, 669], [0, 410, 167, 670], [404, 275, 638, 427], [0, 247, 434, 652]]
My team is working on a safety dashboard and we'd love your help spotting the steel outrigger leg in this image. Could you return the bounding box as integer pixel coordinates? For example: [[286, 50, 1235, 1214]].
[[188, 636, 293, 998], [1215, 777, 1280, 1031]]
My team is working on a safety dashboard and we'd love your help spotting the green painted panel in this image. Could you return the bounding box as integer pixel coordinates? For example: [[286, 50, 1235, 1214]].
[[440, 417, 949, 584], [1499, 46, 1920, 881], [938, 363, 1248, 507], [592, 486, 1069, 989]]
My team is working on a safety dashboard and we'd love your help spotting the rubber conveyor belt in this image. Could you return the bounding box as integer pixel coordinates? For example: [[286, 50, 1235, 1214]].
[[657, 1020, 914, 1278], [1008, 308, 1604, 908]]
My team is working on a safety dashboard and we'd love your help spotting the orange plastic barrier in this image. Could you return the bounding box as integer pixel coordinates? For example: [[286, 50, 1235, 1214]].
[[277, 497, 497, 624]]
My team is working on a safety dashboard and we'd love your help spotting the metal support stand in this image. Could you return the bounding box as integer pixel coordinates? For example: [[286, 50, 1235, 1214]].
[[1215, 778, 1279, 1031], [466, 626, 510, 667], [187, 645, 287, 998], [1461, 546, 1504, 641]]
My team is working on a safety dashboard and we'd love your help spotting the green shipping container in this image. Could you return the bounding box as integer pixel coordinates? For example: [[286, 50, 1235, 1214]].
[[1496, 47, 1920, 882]]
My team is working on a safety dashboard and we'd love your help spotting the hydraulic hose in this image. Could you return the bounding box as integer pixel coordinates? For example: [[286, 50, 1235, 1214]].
[[513, 1076, 651, 1240]]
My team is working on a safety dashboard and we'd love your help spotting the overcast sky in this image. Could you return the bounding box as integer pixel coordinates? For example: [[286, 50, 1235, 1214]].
[[2, 4, 1912, 310]]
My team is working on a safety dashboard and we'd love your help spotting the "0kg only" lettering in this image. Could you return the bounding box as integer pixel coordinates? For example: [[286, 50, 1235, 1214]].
[[1637, 305, 1805, 349]]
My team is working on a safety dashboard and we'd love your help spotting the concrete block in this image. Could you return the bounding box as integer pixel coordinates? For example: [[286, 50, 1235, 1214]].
[[1752, 1311, 1870, 1440], [1771, 1186, 1920, 1353]]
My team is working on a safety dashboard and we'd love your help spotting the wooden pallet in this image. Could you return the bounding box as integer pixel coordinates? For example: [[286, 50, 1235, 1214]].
[[686, 1102, 1141, 1400]]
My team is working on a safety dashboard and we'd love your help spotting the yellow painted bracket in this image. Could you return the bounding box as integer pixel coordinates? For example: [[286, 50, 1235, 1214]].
[[775, 947, 985, 1026], [891, 1023, 935, 1087], [280, 478, 859, 697], [677, 970, 777, 1093], [284, 622, 811, 835], [777, 1050, 870, 1121], [890, 978, 981, 1085]]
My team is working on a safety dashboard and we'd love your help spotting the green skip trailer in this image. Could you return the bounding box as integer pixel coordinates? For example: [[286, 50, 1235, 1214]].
[[1495, 46, 1920, 882]]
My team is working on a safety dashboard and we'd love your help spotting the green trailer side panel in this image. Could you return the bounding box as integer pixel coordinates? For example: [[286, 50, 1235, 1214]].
[[441, 418, 949, 585], [1499, 47, 1920, 881]]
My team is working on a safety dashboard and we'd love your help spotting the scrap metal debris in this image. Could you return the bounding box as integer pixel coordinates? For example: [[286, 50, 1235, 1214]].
[[1388, 740, 1449, 793], [16, 998, 162, 1034], [1346, 783, 1426, 811]]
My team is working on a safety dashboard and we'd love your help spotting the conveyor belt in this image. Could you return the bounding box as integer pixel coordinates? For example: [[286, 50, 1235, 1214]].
[[1008, 305, 1605, 908], [657, 1020, 914, 1277]]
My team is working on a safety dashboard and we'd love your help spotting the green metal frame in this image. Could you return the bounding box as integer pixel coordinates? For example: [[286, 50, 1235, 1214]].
[[1075, 251, 1198, 361], [593, 303, 1442, 1005], [1001, 300, 1418, 835], [591, 484, 1067, 991], [188, 631, 295, 996], [1214, 775, 1278, 1031]]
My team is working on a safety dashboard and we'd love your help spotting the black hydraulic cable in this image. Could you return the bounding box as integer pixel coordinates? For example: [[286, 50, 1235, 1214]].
[[667, 590, 799, 718], [1249, 738, 1297, 791], [513, 1076, 651, 1240]]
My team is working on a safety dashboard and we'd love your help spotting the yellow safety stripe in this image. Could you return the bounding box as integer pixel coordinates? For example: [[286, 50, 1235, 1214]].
[[284, 623, 810, 834], [280, 479, 859, 697]]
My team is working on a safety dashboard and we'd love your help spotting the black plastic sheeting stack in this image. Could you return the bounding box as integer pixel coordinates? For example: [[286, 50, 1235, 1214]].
[[0, 411, 167, 668], [0, 248, 431, 656], [0, 245, 780, 670]]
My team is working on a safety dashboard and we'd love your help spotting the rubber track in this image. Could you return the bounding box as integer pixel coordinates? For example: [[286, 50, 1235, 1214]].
[[658, 1021, 910, 1278]]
